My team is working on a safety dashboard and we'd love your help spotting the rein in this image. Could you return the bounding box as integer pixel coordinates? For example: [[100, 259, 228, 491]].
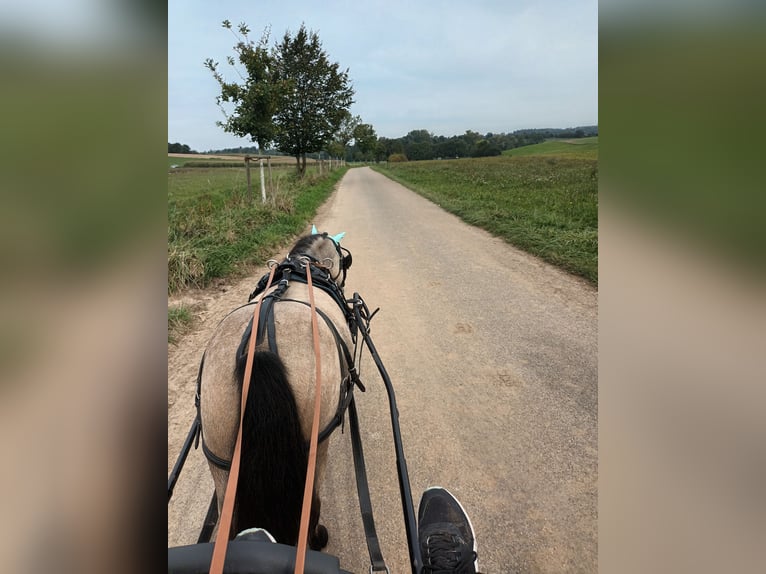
[[207, 257, 330, 574], [294, 259, 324, 574], [208, 264, 278, 574]]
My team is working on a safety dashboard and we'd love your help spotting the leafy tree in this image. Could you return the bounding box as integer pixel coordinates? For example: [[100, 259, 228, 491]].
[[329, 111, 360, 160], [353, 123, 377, 160], [399, 129, 433, 160], [326, 140, 345, 160], [204, 21, 278, 152], [168, 142, 193, 154], [472, 139, 501, 157], [272, 24, 354, 175], [434, 137, 466, 158]]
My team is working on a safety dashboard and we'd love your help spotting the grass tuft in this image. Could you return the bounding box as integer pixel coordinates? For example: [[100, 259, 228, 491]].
[[168, 304, 196, 344]]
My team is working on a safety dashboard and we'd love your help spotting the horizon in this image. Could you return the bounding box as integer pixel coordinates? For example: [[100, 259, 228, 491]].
[[170, 124, 599, 154]]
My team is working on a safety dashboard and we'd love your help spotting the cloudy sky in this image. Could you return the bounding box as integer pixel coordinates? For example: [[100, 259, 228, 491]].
[[168, 0, 597, 152]]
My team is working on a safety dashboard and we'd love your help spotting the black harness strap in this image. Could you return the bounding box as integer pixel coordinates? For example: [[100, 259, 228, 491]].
[[349, 396, 388, 572], [201, 288, 361, 472]]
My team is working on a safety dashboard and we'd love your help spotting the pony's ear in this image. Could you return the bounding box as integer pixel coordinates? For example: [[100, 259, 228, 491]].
[[331, 232, 345, 244], [312, 224, 319, 235]]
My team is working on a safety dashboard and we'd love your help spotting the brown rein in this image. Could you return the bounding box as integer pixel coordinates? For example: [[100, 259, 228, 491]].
[[208, 263, 277, 574], [294, 258, 324, 574], [208, 258, 326, 574]]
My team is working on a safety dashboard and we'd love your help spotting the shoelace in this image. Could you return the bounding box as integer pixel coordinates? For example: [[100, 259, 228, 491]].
[[422, 532, 477, 574]]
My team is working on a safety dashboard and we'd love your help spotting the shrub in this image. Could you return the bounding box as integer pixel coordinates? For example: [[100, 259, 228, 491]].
[[388, 153, 408, 162]]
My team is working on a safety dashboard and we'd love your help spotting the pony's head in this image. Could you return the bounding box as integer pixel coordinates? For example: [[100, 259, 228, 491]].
[[288, 225, 352, 288]]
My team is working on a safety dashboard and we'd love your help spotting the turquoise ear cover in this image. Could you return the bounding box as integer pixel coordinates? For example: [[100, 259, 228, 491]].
[[311, 224, 345, 244]]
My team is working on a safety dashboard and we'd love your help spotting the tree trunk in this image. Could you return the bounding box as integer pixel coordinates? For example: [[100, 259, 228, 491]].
[[294, 154, 302, 176]]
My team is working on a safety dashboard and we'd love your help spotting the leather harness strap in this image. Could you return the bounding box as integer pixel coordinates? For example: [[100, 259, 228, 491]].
[[294, 261, 324, 574], [208, 264, 277, 574], [349, 396, 388, 572]]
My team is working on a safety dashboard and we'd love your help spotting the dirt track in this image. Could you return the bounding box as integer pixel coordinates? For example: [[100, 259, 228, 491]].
[[168, 166, 597, 573]]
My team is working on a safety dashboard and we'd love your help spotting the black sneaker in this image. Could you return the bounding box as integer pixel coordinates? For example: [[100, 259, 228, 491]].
[[418, 487, 479, 574]]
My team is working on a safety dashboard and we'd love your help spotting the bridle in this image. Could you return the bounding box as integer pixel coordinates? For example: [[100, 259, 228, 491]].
[[287, 232, 352, 290]]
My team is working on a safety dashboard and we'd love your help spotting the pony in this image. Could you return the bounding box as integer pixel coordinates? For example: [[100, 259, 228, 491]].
[[197, 229, 354, 550]]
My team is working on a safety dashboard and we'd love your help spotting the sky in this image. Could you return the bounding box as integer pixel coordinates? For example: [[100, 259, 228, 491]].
[[168, 0, 598, 152]]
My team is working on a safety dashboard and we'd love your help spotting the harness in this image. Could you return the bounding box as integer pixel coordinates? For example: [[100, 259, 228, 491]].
[[196, 252, 363, 472], [187, 239, 401, 573]]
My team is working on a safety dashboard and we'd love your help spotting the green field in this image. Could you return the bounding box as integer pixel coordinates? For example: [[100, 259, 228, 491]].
[[503, 137, 599, 159], [168, 164, 348, 294], [168, 155, 312, 170], [168, 159, 243, 169], [373, 150, 597, 284]]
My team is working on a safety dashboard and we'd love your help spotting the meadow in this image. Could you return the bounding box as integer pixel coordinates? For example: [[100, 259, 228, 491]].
[[373, 140, 598, 283], [503, 136, 599, 159], [168, 153, 316, 169]]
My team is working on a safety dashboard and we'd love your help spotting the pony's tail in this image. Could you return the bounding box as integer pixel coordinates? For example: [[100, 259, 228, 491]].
[[233, 350, 308, 544]]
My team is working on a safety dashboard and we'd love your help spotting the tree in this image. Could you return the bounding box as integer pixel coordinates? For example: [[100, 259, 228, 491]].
[[272, 24, 354, 175], [168, 142, 193, 154], [204, 21, 278, 152], [472, 139, 501, 157], [330, 111, 360, 160], [353, 123, 377, 161], [400, 130, 432, 161]]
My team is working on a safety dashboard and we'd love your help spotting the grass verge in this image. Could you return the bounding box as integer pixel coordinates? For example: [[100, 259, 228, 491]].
[[373, 154, 597, 284], [168, 165, 349, 295]]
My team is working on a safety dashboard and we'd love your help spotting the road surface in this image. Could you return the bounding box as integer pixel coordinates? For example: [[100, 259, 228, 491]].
[[168, 166, 598, 573]]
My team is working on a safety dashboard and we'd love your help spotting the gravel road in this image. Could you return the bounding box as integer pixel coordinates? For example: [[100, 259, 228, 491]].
[[168, 166, 597, 573]]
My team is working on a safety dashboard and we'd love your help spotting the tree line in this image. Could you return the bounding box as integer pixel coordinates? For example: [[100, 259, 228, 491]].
[[348, 125, 598, 163], [173, 124, 598, 163], [168, 142, 197, 154], [192, 125, 597, 162]]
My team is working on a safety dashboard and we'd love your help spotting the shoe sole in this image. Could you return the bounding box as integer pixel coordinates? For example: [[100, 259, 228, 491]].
[[421, 486, 479, 572]]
